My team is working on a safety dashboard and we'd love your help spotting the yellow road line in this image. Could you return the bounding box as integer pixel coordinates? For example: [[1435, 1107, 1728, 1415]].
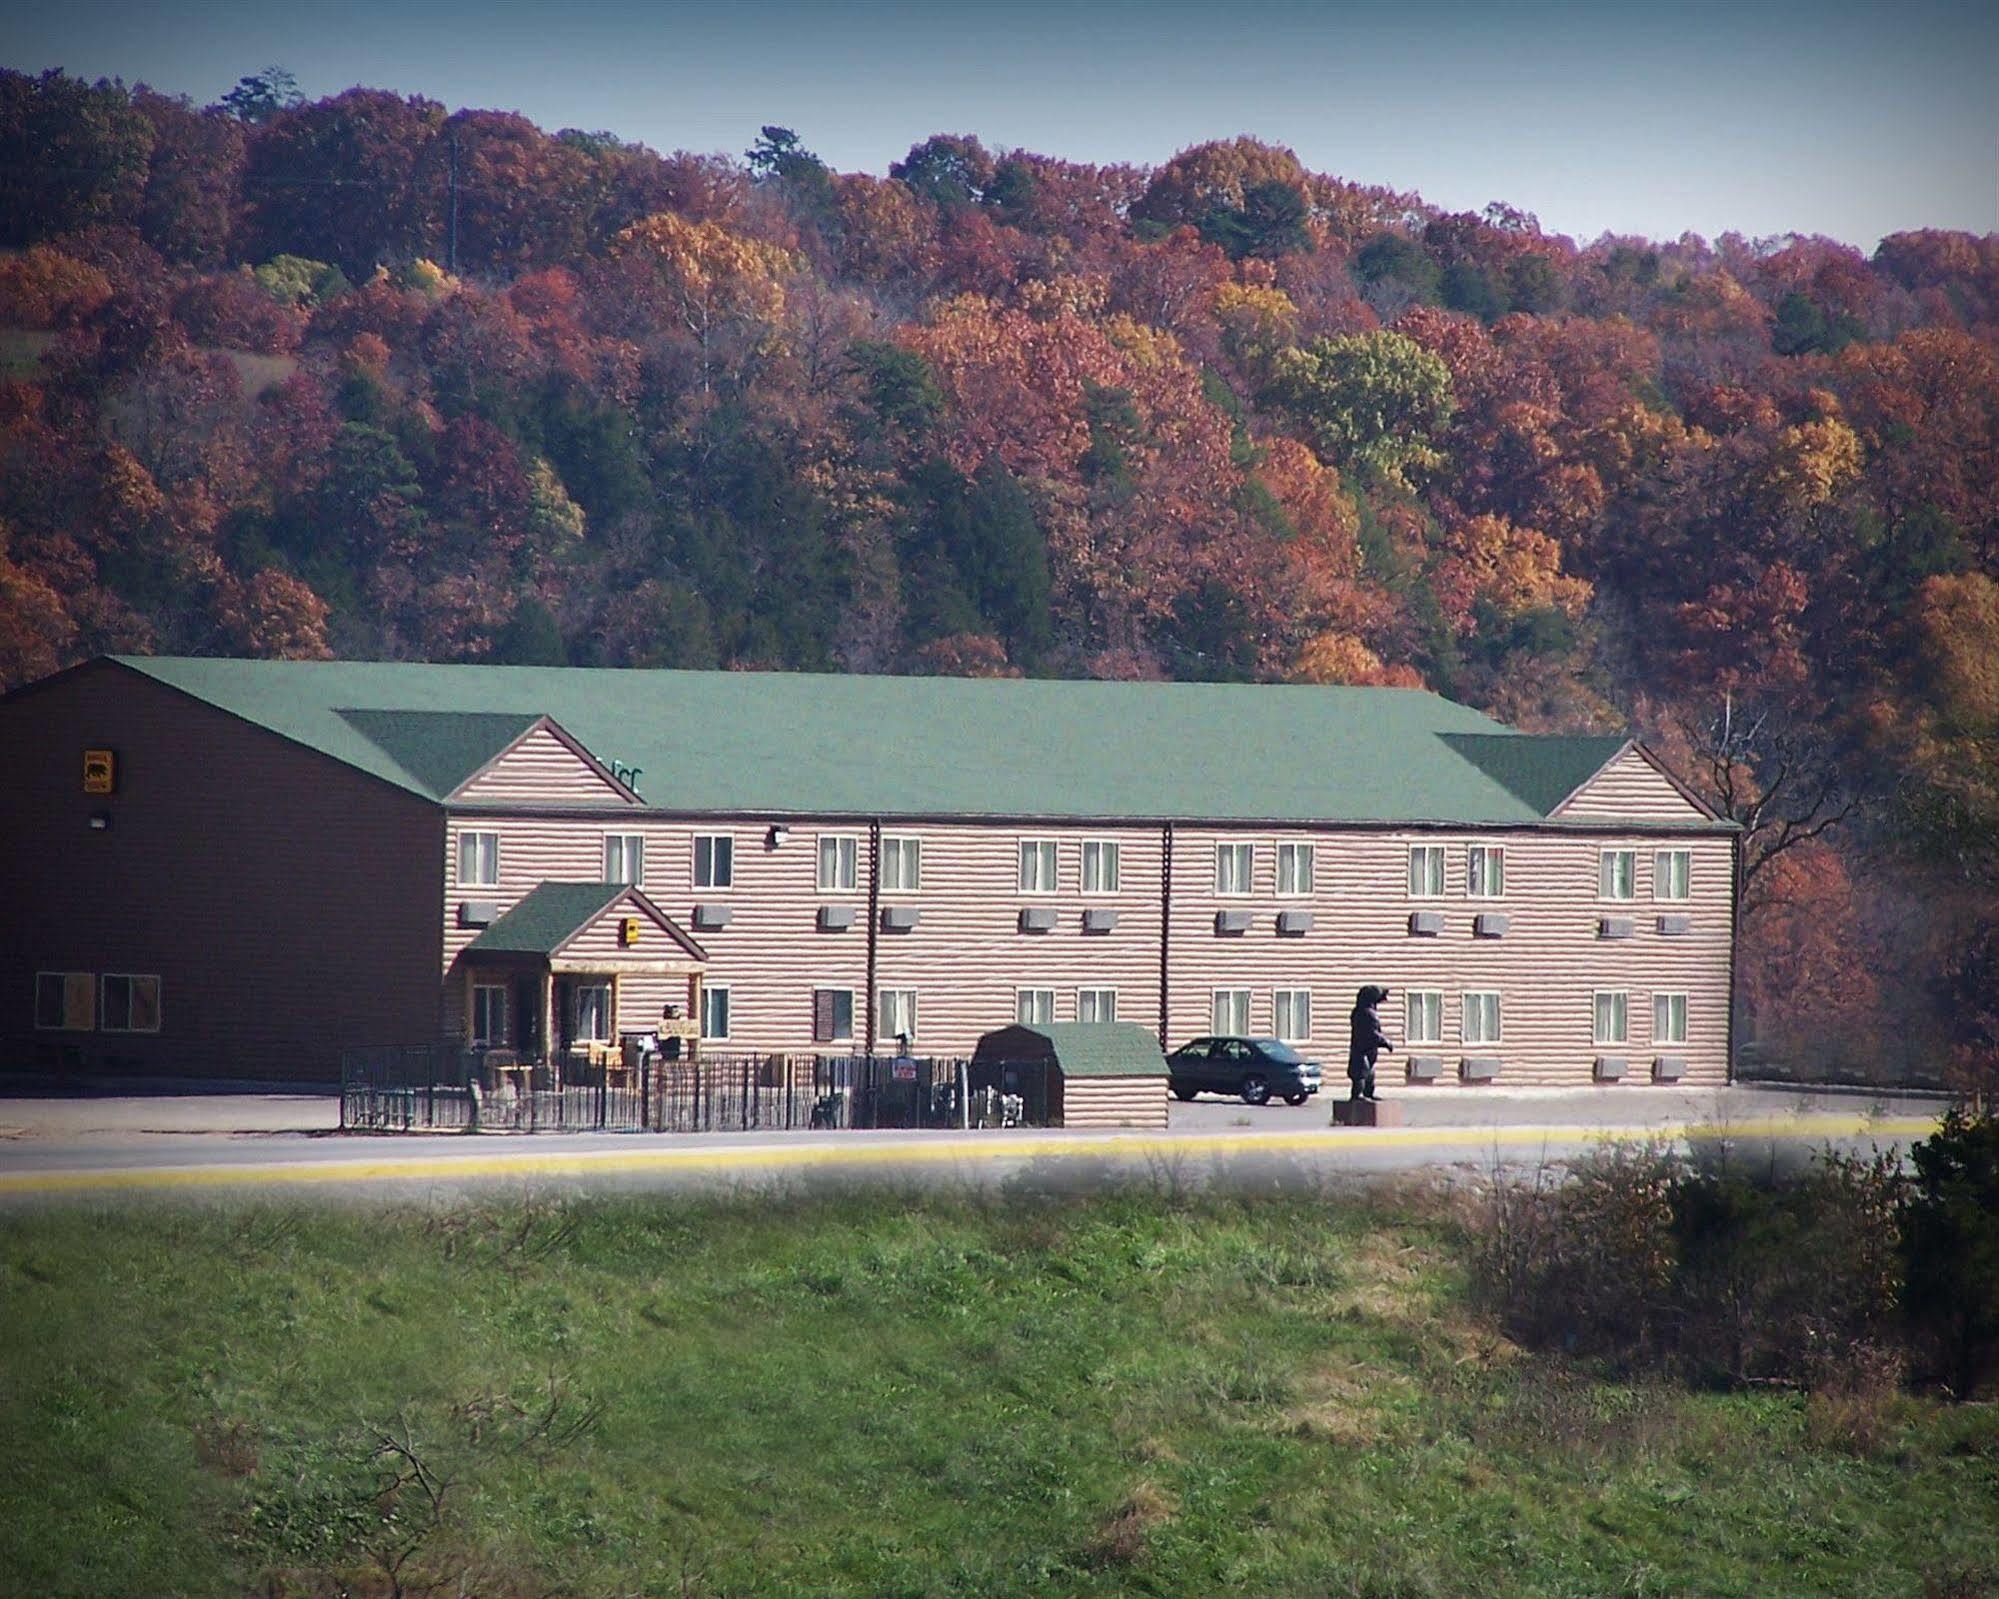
[[0, 1115, 1941, 1198]]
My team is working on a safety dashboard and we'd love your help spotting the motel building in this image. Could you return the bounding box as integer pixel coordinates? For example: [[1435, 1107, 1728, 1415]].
[[1, 657, 1736, 1089]]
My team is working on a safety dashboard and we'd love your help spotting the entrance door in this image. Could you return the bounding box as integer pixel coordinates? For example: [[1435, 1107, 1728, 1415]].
[[515, 975, 543, 1057]]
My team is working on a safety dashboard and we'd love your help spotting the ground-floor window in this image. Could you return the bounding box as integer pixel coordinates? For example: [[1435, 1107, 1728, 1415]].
[[99, 974, 162, 1034], [1654, 991, 1688, 1045], [813, 987, 854, 1043], [1593, 990, 1628, 1046], [1274, 988, 1312, 1043], [471, 983, 510, 1046], [1211, 988, 1251, 1036], [571, 982, 612, 1042], [879, 988, 917, 1048], [1405, 991, 1443, 1046], [700, 985, 731, 1042], [34, 971, 95, 1031], [1462, 991, 1502, 1045], [1016, 988, 1055, 1025], [1077, 987, 1117, 1024]]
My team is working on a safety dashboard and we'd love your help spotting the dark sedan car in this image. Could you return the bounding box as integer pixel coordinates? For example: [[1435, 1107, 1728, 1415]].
[[1167, 1037, 1323, 1105]]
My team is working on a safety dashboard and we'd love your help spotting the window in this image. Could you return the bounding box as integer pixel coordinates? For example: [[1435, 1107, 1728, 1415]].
[[879, 988, 918, 1047], [1016, 988, 1055, 1025], [700, 985, 731, 1041], [694, 834, 734, 889], [1077, 987, 1118, 1024], [1467, 844, 1505, 899], [571, 982, 613, 1042], [817, 834, 859, 893], [1654, 992, 1689, 1045], [1405, 990, 1443, 1046], [471, 984, 510, 1046], [1081, 839, 1121, 894], [95, 974, 162, 1034], [1274, 989, 1312, 1043], [457, 831, 499, 887], [1211, 988, 1251, 1035], [1276, 842, 1315, 896], [881, 837, 922, 893], [1655, 848, 1691, 901], [1408, 844, 1445, 898], [34, 972, 94, 1031], [1215, 842, 1254, 896], [603, 833, 645, 886], [1462, 991, 1502, 1045], [813, 988, 854, 1044], [1600, 848, 1636, 900], [1018, 839, 1058, 894], [1594, 991, 1628, 1046]]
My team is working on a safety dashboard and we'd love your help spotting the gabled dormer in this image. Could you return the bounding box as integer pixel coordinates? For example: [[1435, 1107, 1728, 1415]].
[[337, 708, 640, 807], [1550, 741, 1717, 824]]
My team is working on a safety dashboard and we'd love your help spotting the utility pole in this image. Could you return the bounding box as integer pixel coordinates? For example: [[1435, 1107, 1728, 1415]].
[[447, 126, 459, 275]]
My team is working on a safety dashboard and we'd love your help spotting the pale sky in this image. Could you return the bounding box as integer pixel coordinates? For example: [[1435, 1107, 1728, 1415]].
[[5, 0, 1995, 247]]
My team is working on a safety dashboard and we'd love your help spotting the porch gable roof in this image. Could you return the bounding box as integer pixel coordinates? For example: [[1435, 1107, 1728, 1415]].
[[464, 882, 707, 962]]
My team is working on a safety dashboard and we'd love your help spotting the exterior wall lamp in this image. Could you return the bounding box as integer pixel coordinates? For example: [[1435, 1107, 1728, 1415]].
[[88, 812, 112, 831], [766, 824, 791, 849]]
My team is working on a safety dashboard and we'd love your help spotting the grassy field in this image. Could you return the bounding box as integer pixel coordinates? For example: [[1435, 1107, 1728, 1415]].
[[1, 1187, 1994, 1598]]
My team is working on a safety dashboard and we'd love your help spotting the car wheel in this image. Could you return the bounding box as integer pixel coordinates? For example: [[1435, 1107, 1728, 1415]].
[[1283, 1092, 1309, 1106], [1173, 1085, 1198, 1102], [1240, 1074, 1271, 1105]]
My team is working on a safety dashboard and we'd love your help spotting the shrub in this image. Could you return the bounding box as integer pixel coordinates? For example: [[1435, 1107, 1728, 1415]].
[[1902, 1107, 1999, 1398]]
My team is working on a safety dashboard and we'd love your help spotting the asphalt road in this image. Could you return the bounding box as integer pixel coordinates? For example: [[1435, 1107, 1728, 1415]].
[[0, 1085, 1945, 1203]]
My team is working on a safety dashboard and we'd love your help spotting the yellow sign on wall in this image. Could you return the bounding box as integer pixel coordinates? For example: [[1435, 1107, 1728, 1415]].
[[83, 749, 116, 794], [619, 917, 641, 947]]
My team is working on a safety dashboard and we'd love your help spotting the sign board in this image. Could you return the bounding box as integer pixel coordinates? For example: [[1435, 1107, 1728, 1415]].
[[83, 749, 116, 794], [891, 1060, 918, 1081], [618, 917, 641, 947]]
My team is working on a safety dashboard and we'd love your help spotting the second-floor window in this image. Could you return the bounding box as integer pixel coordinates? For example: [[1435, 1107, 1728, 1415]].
[[1405, 990, 1443, 1046], [1276, 842, 1315, 896], [1467, 844, 1505, 899], [1655, 848, 1691, 901], [881, 837, 922, 892], [1215, 842, 1254, 896], [1600, 849, 1636, 900], [1018, 839, 1058, 893], [1594, 991, 1629, 1046], [603, 833, 645, 886], [1462, 991, 1502, 1045], [1408, 844, 1445, 898], [817, 834, 859, 892], [694, 835, 733, 889], [457, 831, 499, 887], [1081, 839, 1121, 894]]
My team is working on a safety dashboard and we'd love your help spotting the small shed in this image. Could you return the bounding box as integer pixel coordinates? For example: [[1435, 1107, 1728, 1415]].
[[971, 1022, 1170, 1130]]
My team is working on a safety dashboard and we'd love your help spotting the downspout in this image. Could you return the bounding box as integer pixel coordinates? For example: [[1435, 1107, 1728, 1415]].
[[865, 819, 881, 1057], [1158, 821, 1175, 1051], [1726, 828, 1741, 1086]]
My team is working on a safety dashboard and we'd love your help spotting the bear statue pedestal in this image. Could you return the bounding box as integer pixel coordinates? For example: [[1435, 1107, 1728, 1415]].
[[1332, 1098, 1405, 1128]]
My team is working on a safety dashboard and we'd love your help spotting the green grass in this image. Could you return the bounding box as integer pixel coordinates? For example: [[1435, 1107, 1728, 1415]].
[[1, 1188, 1994, 1598]]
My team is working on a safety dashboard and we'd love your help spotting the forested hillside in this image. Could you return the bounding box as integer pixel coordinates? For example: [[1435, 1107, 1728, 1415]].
[[2, 68, 1995, 1074]]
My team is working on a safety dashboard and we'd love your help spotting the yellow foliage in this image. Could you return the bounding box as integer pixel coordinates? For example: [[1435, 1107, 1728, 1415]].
[[613, 213, 796, 342], [1294, 631, 1422, 688], [1761, 416, 1863, 510], [1015, 274, 1109, 321], [1433, 514, 1591, 633], [1214, 282, 1300, 373], [1916, 571, 1999, 732]]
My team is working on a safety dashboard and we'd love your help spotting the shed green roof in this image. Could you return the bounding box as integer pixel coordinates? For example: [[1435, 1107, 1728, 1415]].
[[105, 656, 1720, 827], [976, 1023, 1169, 1078], [463, 882, 627, 956]]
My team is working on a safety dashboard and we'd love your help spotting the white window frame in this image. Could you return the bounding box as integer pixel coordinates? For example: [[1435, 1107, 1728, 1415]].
[[1599, 848, 1636, 901], [571, 981, 613, 1043], [1076, 987, 1118, 1024], [471, 983, 510, 1046], [603, 833, 646, 887], [34, 971, 96, 1032], [881, 836, 922, 894], [1273, 988, 1313, 1043], [101, 973, 163, 1034], [1407, 844, 1446, 898], [700, 984, 731, 1042], [1593, 990, 1629, 1047], [812, 986, 855, 1044], [1275, 842, 1316, 897], [693, 834, 734, 890], [816, 833, 860, 894], [1017, 838, 1059, 895], [1015, 987, 1056, 1025], [1405, 990, 1443, 1046], [1466, 843, 1506, 900], [1654, 991, 1689, 1045], [1214, 841, 1255, 897], [1654, 848, 1692, 902], [879, 987, 918, 1048], [1211, 987, 1252, 1036], [456, 830, 499, 888], [1080, 838, 1122, 895], [1462, 991, 1502, 1046]]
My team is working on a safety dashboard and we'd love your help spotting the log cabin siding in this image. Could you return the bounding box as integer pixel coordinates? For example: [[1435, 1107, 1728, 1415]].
[[453, 725, 634, 806], [1062, 1077, 1170, 1130], [0, 663, 442, 1081], [1555, 745, 1709, 823]]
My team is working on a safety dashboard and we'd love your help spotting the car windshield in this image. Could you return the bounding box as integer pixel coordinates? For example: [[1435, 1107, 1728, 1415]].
[[1252, 1038, 1304, 1063]]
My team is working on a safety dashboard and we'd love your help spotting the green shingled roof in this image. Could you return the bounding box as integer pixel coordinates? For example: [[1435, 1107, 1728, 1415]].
[[107, 656, 1722, 827], [977, 1023, 1168, 1078], [463, 882, 627, 956]]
